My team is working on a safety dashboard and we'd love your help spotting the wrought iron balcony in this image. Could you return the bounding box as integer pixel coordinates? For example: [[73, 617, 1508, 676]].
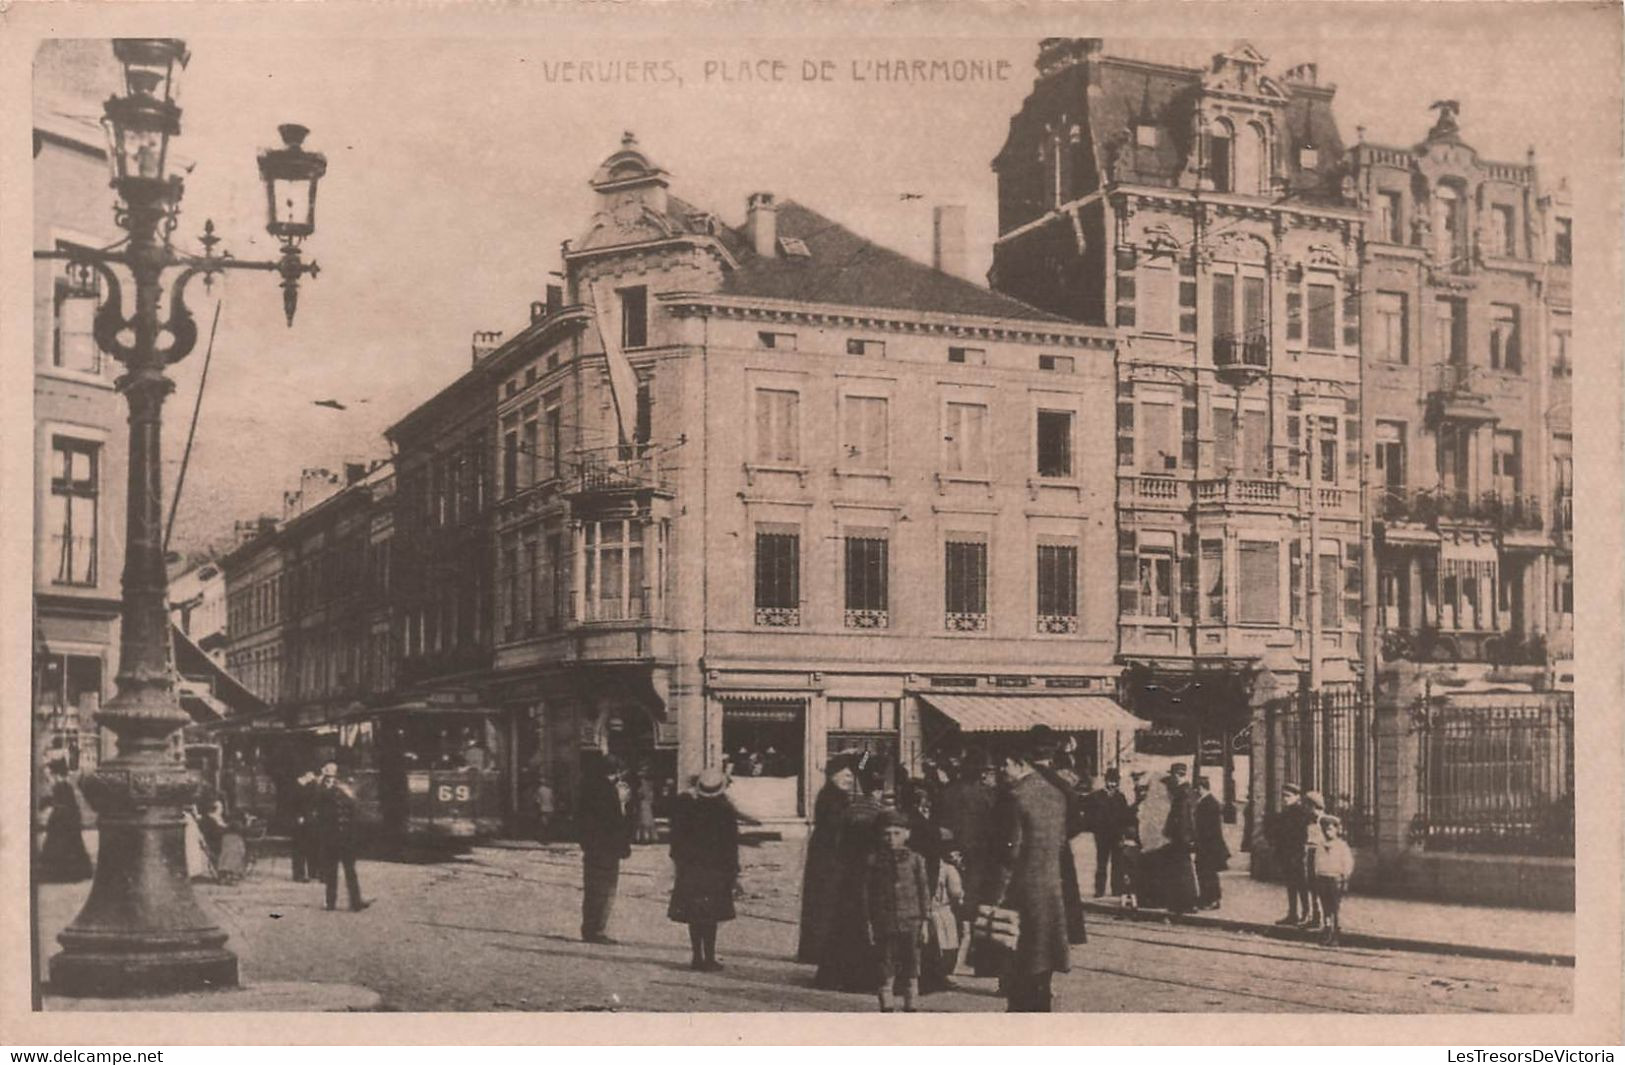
[[1381, 627, 1549, 667], [1373, 486, 1540, 531], [1213, 334, 1269, 380], [566, 446, 674, 501]]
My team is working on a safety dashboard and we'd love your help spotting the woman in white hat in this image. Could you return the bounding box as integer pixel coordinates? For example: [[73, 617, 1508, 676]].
[[668, 766, 741, 971]]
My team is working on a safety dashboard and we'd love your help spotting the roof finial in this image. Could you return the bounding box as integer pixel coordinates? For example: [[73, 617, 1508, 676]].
[[622, 130, 638, 149]]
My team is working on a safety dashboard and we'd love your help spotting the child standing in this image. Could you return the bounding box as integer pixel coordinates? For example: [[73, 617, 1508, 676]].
[[863, 807, 932, 1012], [1314, 814, 1355, 946], [923, 844, 967, 988]]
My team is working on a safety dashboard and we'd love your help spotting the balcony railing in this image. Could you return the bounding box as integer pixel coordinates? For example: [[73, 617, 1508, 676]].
[[1381, 627, 1549, 667], [1213, 334, 1269, 371], [568, 446, 673, 498], [1197, 476, 1287, 507], [1374, 486, 1542, 531], [1120, 475, 1187, 507]]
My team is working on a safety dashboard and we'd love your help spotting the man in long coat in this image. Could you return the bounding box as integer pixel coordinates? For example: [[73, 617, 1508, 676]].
[[936, 750, 997, 913], [578, 755, 634, 944], [312, 762, 368, 912], [987, 737, 1071, 1013], [1083, 768, 1131, 897], [1193, 774, 1230, 909], [1158, 762, 1198, 913]]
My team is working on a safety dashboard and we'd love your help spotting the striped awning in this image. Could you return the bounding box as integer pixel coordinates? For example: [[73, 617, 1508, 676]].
[[920, 693, 1144, 734]]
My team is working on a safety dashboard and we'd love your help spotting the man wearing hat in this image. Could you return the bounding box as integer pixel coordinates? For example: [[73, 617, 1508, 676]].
[[987, 735, 1071, 1012], [1084, 768, 1132, 897], [937, 747, 998, 922], [578, 753, 634, 944], [1270, 782, 1314, 926], [1193, 774, 1230, 910], [1156, 762, 1198, 913]]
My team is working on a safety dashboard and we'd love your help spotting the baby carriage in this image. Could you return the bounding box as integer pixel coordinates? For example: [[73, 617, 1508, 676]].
[[190, 808, 264, 885]]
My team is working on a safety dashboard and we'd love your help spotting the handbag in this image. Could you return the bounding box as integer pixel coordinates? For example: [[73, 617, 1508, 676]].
[[970, 903, 1021, 950]]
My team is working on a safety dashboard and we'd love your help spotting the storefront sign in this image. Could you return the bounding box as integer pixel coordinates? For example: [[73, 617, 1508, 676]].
[[1231, 725, 1253, 752], [991, 676, 1031, 688], [1045, 677, 1092, 689]]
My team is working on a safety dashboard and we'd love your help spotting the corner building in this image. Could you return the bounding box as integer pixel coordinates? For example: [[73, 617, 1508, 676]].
[[990, 40, 1367, 802], [1350, 106, 1573, 672], [487, 134, 1127, 824]]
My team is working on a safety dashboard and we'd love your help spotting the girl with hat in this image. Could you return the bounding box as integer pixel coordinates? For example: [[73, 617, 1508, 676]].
[[667, 766, 741, 971]]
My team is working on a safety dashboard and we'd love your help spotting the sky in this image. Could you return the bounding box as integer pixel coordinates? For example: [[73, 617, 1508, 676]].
[[31, 6, 1619, 557]]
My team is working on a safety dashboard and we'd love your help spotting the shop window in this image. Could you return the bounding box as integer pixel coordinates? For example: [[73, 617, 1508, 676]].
[[1490, 303, 1521, 373], [841, 394, 889, 471], [754, 528, 800, 627], [619, 285, 648, 349], [1036, 409, 1074, 478], [753, 388, 800, 464], [944, 537, 988, 631], [1238, 540, 1280, 624], [1036, 542, 1078, 633], [35, 652, 102, 775], [843, 535, 889, 628], [1374, 291, 1408, 363], [943, 401, 989, 476], [49, 437, 99, 586]]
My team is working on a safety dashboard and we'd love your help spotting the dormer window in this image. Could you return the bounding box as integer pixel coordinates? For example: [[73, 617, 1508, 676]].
[[1136, 123, 1159, 149], [1299, 145, 1318, 170]]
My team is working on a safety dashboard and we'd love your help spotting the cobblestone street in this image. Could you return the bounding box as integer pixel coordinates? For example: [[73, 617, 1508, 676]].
[[35, 838, 1573, 1013]]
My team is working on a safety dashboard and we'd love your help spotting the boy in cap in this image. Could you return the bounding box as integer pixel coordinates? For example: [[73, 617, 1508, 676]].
[[863, 807, 931, 1012], [1313, 814, 1355, 946]]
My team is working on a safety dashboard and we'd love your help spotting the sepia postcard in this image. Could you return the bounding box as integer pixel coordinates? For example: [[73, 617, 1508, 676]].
[[1, 0, 1620, 1047]]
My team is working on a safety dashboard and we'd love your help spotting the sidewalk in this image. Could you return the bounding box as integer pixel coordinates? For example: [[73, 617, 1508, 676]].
[[1080, 869, 1575, 966]]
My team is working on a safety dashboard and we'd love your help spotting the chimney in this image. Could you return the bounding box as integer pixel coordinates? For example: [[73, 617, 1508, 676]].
[[546, 283, 564, 314], [530, 301, 546, 324], [344, 461, 367, 485], [746, 192, 777, 258], [932, 205, 967, 280], [471, 329, 504, 364]]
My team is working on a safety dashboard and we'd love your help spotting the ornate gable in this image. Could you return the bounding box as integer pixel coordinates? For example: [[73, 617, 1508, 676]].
[[1203, 42, 1288, 103]]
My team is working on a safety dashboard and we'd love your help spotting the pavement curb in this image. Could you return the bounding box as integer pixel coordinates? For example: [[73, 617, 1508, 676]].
[[1079, 900, 1575, 968]]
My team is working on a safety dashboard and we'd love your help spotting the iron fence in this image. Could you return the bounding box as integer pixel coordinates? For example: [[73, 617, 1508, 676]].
[[1262, 686, 1374, 844], [1412, 694, 1574, 856]]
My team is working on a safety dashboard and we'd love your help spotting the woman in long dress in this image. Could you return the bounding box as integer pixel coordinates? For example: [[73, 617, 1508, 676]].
[[795, 756, 854, 963], [814, 759, 888, 992], [38, 764, 92, 883], [668, 768, 740, 970]]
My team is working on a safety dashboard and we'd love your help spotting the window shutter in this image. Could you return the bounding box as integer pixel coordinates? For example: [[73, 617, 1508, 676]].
[[1117, 529, 1139, 615], [1179, 533, 1198, 621]]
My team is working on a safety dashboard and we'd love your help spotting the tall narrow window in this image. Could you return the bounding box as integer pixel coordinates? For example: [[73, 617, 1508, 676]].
[[50, 438, 99, 586], [1238, 540, 1280, 624], [843, 535, 889, 628], [1315, 415, 1340, 484], [1136, 541, 1175, 620], [1212, 405, 1236, 475], [1307, 279, 1337, 350], [1036, 410, 1074, 478], [1343, 542, 1362, 625], [841, 395, 889, 470], [754, 529, 800, 626], [1375, 421, 1407, 495], [635, 379, 653, 448], [1241, 408, 1269, 478], [1374, 291, 1408, 363], [1554, 218, 1572, 265], [544, 393, 564, 480], [1211, 273, 1235, 354], [1235, 122, 1266, 196], [502, 416, 520, 497], [944, 401, 989, 476], [619, 285, 648, 349], [520, 403, 539, 490], [1319, 549, 1342, 628], [1436, 297, 1466, 365], [1139, 400, 1177, 473], [1208, 121, 1233, 193], [1036, 543, 1079, 633], [944, 538, 989, 631], [1437, 185, 1466, 267], [1378, 191, 1403, 244], [1490, 204, 1516, 258], [53, 278, 101, 374], [1490, 303, 1521, 373], [754, 388, 800, 464], [1493, 430, 1522, 500], [545, 531, 565, 629], [1139, 262, 1174, 334], [1201, 539, 1226, 622]]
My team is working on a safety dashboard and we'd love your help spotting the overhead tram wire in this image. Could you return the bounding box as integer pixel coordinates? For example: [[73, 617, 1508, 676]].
[[165, 297, 223, 555]]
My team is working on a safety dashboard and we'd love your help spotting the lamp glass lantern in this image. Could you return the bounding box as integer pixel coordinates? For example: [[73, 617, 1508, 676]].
[[258, 124, 328, 242], [111, 38, 189, 103], [101, 92, 182, 187]]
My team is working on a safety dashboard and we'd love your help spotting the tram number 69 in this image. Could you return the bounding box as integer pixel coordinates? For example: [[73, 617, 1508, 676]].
[[436, 784, 472, 803]]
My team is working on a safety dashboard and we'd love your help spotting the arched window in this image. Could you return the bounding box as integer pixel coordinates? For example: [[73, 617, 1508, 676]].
[[1235, 122, 1267, 195], [1208, 119, 1234, 193]]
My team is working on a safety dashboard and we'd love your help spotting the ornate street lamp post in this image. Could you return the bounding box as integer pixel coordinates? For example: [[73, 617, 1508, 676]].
[[37, 38, 327, 997]]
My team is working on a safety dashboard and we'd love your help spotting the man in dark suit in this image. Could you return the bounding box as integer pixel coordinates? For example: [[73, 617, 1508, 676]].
[[578, 754, 633, 944], [1159, 762, 1198, 914], [290, 769, 319, 883], [1270, 782, 1313, 925], [1193, 774, 1230, 909], [1083, 768, 1131, 897], [988, 735, 1072, 1013], [312, 761, 368, 912]]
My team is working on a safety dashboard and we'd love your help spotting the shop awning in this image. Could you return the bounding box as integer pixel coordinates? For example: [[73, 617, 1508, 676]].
[[920, 693, 1145, 734]]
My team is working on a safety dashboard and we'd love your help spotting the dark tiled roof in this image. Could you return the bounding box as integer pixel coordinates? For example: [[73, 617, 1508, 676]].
[[721, 200, 1071, 324]]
